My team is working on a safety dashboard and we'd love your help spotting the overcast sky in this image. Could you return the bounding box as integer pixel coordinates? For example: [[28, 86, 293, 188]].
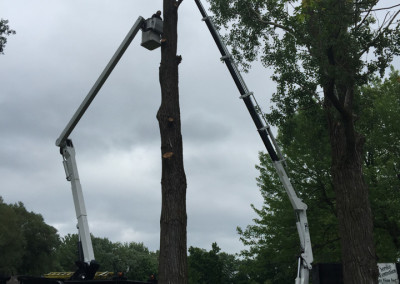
[[0, 0, 278, 255], [1, 0, 398, 259]]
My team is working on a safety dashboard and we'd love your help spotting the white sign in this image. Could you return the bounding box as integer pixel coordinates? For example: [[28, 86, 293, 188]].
[[378, 263, 399, 283]]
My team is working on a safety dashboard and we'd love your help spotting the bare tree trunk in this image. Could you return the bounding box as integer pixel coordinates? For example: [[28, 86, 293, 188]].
[[325, 91, 379, 283], [157, 0, 188, 283]]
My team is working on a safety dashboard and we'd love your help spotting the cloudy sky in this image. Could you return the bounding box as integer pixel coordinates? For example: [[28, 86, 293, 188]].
[[0, 0, 278, 255]]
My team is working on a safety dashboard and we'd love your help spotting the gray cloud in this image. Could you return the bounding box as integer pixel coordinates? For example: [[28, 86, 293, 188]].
[[1, 0, 273, 255]]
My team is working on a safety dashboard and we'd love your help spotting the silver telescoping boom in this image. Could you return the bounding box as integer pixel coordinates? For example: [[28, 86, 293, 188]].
[[193, 1, 313, 283], [56, 16, 145, 268], [56, 16, 145, 148]]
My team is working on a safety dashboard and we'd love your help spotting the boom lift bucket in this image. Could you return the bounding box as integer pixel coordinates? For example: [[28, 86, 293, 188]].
[[141, 17, 163, 50]]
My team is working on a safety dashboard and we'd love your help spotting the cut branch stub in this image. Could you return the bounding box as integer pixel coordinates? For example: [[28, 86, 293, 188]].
[[162, 152, 174, 159]]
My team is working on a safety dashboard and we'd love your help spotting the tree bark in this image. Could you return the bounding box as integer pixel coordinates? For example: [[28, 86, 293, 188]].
[[157, 0, 188, 283], [325, 92, 379, 283]]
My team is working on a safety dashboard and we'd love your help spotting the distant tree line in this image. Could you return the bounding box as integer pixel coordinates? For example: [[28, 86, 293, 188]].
[[0, 197, 59, 276], [56, 234, 159, 281], [0, 197, 158, 281], [0, 196, 244, 283]]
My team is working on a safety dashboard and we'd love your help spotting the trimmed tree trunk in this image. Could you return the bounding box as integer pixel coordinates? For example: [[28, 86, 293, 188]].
[[157, 0, 188, 283], [325, 88, 379, 283]]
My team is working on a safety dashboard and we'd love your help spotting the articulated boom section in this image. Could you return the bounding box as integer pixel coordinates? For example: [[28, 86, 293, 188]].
[[194, 1, 313, 283], [61, 139, 95, 264], [273, 161, 313, 284]]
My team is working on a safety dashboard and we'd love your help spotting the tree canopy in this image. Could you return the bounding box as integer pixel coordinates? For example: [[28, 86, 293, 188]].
[[0, 198, 60, 276], [0, 197, 158, 281], [0, 19, 15, 54], [360, 68, 400, 261], [56, 234, 158, 281], [237, 69, 400, 283], [188, 242, 248, 284], [207, 0, 400, 281]]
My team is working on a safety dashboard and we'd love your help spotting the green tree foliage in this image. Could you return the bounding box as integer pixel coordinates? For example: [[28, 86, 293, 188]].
[[55, 234, 85, 271], [0, 198, 25, 275], [12, 202, 60, 275], [188, 243, 247, 284], [359, 68, 400, 261], [237, 70, 400, 283], [102, 241, 158, 281], [238, 106, 338, 283], [207, 0, 400, 281], [0, 198, 60, 275], [56, 234, 158, 282], [0, 19, 15, 54], [0, 197, 158, 279]]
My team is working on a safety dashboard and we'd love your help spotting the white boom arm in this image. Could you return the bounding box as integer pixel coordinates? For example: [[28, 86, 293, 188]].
[[61, 139, 95, 263], [56, 16, 145, 266], [56, 16, 145, 148], [193, 1, 313, 282], [274, 161, 313, 283]]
